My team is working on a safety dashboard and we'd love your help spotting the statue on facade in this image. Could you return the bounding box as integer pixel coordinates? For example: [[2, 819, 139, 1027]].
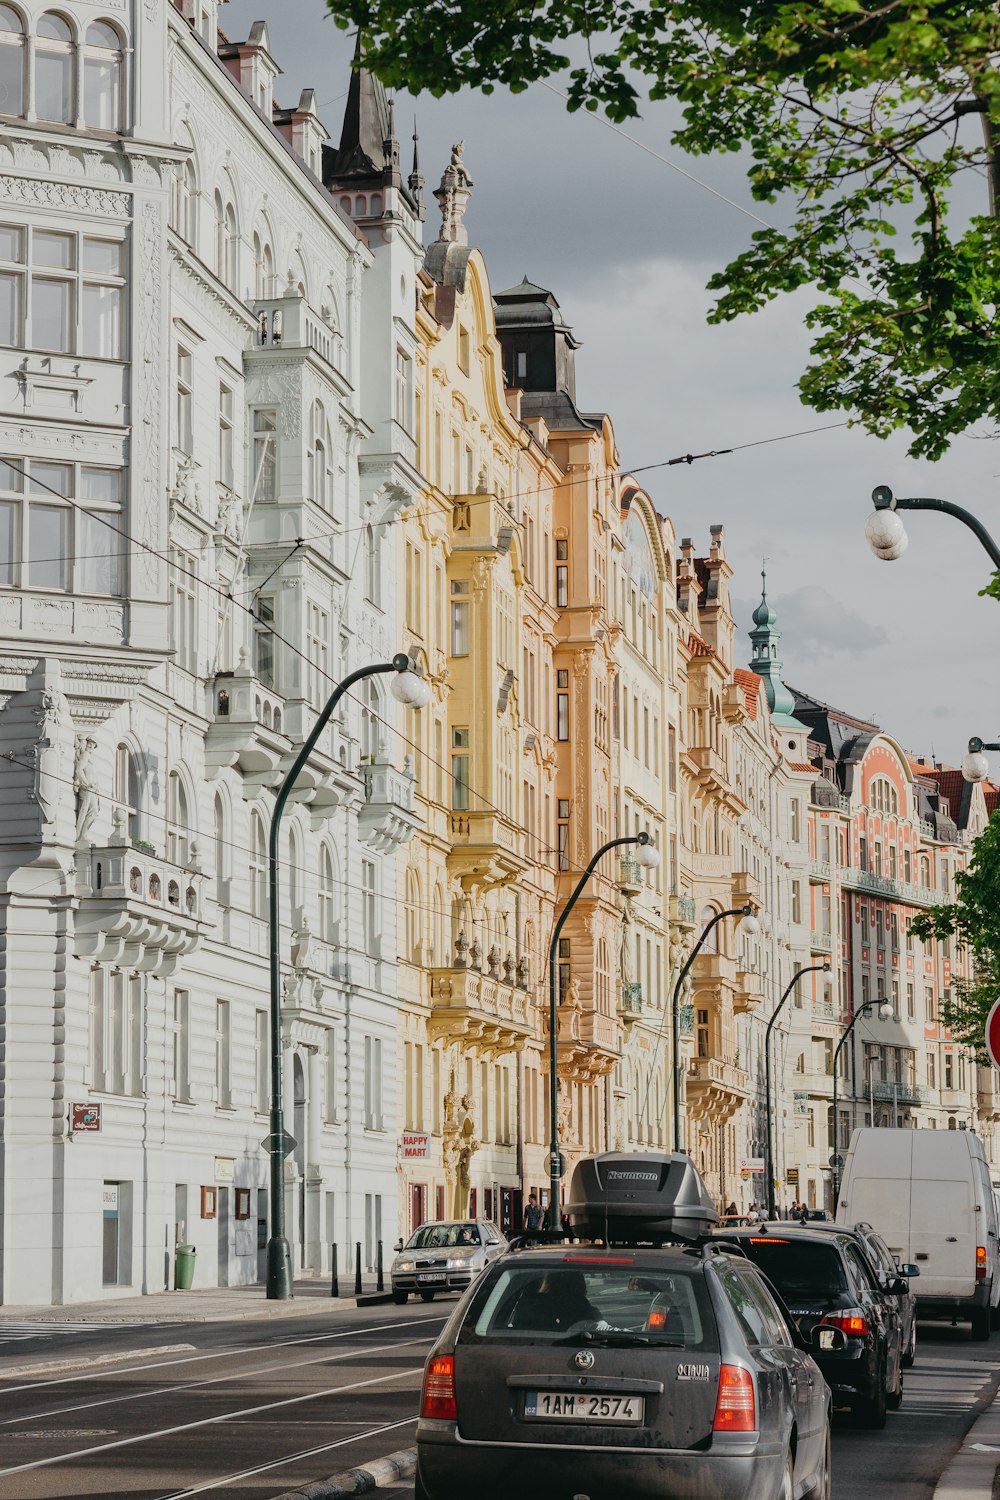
[[487, 943, 500, 979], [560, 977, 582, 1041], [34, 684, 67, 829], [434, 141, 474, 246], [73, 735, 100, 843], [468, 934, 481, 970]]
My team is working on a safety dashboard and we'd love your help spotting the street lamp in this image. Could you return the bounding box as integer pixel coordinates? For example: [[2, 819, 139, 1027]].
[[830, 996, 894, 1208], [547, 831, 659, 1232], [764, 962, 830, 1220], [671, 904, 761, 1153], [962, 737, 998, 784], [265, 652, 431, 1299], [865, 485, 1000, 569]]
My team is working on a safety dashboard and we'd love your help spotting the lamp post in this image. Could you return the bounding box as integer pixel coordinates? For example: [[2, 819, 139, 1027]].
[[764, 962, 830, 1220], [671, 904, 761, 1153], [830, 996, 894, 1209], [265, 652, 431, 1299], [961, 737, 999, 784], [547, 831, 660, 1232], [864, 485, 1000, 569]]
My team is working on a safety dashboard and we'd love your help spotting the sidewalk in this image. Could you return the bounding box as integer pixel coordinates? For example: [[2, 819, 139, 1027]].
[[934, 1381, 1000, 1500], [0, 1276, 385, 1325]]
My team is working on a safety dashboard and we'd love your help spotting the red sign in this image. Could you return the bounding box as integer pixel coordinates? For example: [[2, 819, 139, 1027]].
[[71, 1103, 102, 1132], [986, 1000, 1000, 1071], [400, 1131, 430, 1159]]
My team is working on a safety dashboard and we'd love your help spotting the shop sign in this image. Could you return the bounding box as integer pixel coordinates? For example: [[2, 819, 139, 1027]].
[[400, 1131, 430, 1159]]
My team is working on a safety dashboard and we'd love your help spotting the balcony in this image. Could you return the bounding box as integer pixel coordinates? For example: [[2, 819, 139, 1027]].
[[689, 744, 731, 794], [618, 856, 644, 894], [840, 865, 937, 908], [734, 968, 765, 1014], [870, 1080, 925, 1106], [809, 860, 832, 883], [810, 930, 833, 953], [74, 843, 208, 978], [427, 964, 531, 1054], [357, 755, 421, 852], [205, 663, 289, 787], [670, 894, 698, 930], [686, 1056, 749, 1124], [619, 981, 643, 1017], [251, 293, 344, 375], [732, 869, 762, 911], [813, 997, 836, 1020], [448, 809, 529, 891]]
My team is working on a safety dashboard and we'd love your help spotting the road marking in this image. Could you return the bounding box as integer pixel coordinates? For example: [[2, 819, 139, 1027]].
[[0, 1364, 424, 1480], [0, 1311, 445, 1396], [156, 1415, 419, 1498]]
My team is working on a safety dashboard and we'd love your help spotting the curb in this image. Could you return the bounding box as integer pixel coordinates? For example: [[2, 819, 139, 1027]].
[[355, 1293, 394, 1309], [0, 1295, 359, 1327], [266, 1446, 417, 1499], [934, 1372, 1000, 1500], [0, 1343, 195, 1381]]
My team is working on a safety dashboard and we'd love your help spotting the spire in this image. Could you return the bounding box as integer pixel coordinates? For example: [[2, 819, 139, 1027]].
[[383, 95, 400, 182], [748, 566, 797, 720], [408, 117, 425, 219], [324, 33, 391, 184]]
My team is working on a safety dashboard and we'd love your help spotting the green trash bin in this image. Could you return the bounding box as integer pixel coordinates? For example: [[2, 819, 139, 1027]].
[[174, 1244, 197, 1290]]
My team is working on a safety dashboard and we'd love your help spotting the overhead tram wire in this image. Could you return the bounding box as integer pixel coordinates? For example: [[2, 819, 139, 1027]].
[[0, 409, 844, 879]]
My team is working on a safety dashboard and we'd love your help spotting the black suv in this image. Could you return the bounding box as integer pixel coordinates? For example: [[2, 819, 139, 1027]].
[[721, 1224, 904, 1428]]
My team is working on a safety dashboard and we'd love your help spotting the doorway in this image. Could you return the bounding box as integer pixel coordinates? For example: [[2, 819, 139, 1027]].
[[217, 1186, 231, 1287]]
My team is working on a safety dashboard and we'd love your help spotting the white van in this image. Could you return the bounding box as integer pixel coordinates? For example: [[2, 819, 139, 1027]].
[[837, 1128, 1000, 1340]]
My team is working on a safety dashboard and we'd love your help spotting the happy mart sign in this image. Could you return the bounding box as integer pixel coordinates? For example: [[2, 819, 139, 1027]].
[[400, 1132, 430, 1159]]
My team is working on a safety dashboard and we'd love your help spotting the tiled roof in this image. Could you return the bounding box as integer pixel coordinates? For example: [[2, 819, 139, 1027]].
[[788, 762, 816, 773], [925, 769, 965, 817], [688, 633, 716, 658], [732, 668, 762, 720]]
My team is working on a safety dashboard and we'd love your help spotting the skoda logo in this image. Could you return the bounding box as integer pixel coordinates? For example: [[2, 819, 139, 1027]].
[[574, 1350, 595, 1370]]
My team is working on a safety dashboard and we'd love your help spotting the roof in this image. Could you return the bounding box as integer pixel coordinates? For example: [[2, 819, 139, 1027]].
[[688, 632, 717, 659], [732, 667, 762, 720], [788, 761, 817, 773], [324, 38, 390, 185], [517, 390, 603, 435]]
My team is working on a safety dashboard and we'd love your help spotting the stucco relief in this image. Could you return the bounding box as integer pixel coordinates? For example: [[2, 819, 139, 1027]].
[[0, 173, 129, 218], [253, 364, 302, 439]]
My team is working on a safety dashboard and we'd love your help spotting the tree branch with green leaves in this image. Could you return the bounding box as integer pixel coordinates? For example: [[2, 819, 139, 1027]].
[[328, 1, 1000, 458]]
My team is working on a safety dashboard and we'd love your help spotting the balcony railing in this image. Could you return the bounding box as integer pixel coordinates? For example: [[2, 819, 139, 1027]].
[[870, 1080, 925, 1105], [358, 756, 421, 852], [618, 856, 644, 892], [810, 930, 833, 953], [75, 844, 207, 977], [620, 981, 643, 1014], [670, 894, 698, 928], [840, 866, 938, 908], [809, 860, 831, 882]]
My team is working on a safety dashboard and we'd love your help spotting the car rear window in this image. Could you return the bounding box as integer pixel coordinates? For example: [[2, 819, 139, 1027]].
[[737, 1238, 848, 1299], [460, 1262, 718, 1348]]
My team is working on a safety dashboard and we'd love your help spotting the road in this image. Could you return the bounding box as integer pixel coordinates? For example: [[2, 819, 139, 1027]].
[[0, 1304, 995, 1499]]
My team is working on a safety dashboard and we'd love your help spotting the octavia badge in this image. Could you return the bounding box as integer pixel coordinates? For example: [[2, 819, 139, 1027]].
[[573, 1350, 595, 1371]]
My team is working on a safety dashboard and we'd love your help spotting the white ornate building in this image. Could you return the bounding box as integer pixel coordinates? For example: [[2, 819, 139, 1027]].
[[0, 0, 423, 1302]]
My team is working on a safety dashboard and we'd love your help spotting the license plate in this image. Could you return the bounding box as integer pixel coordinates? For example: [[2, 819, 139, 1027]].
[[417, 1272, 446, 1284], [524, 1391, 644, 1424]]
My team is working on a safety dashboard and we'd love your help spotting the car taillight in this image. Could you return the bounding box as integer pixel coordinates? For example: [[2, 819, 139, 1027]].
[[713, 1364, 756, 1433], [421, 1354, 457, 1420], [976, 1246, 988, 1281], [822, 1311, 870, 1338]]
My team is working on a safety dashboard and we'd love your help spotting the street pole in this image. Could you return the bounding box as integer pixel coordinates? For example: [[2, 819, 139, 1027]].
[[830, 996, 892, 1209], [671, 905, 757, 1154], [547, 831, 658, 1233], [265, 652, 428, 1299], [867, 485, 1000, 569], [764, 962, 830, 1220]]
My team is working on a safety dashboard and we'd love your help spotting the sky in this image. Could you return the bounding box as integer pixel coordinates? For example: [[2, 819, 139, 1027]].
[[225, 0, 1000, 766]]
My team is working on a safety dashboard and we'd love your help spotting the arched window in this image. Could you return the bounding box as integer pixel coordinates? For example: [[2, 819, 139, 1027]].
[[224, 201, 238, 289], [596, 937, 610, 1012], [36, 12, 73, 123], [213, 793, 228, 904], [405, 868, 421, 962], [360, 678, 380, 761], [83, 20, 122, 129], [166, 771, 190, 865], [287, 823, 301, 914], [310, 401, 330, 510], [0, 7, 26, 116], [249, 811, 267, 919], [432, 883, 445, 967], [318, 842, 336, 942], [700, 905, 718, 954], [253, 231, 274, 299], [114, 743, 139, 840], [364, 524, 380, 605]]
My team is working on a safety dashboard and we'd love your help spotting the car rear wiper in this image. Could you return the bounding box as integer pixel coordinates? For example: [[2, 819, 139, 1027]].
[[562, 1330, 685, 1349]]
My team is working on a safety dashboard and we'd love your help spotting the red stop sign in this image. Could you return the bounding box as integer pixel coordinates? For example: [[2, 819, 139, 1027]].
[[986, 999, 1000, 1071]]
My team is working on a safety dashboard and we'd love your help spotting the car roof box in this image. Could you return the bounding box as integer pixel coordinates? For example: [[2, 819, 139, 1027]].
[[565, 1152, 719, 1243]]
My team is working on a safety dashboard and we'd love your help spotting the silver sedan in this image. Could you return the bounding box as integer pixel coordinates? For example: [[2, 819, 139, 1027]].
[[391, 1219, 507, 1304]]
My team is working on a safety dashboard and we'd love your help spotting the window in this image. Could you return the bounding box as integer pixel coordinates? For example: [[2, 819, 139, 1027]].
[[305, 600, 329, 710], [214, 192, 238, 289], [171, 161, 196, 244], [171, 546, 198, 673], [395, 347, 411, 428], [557, 798, 570, 872], [927, 1051, 936, 1089], [361, 858, 377, 957], [555, 538, 568, 607], [0, 7, 25, 117], [360, 677, 380, 760], [450, 589, 469, 655], [215, 999, 232, 1108], [36, 12, 73, 124], [175, 346, 193, 453], [0, 457, 123, 594], [318, 843, 336, 942], [90, 967, 142, 1096], [925, 985, 936, 1023], [253, 595, 275, 688], [252, 409, 276, 502], [253, 231, 274, 297], [114, 743, 139, 840], [451, 727, 470, 811], [83, 21, 123, 130], [458, 325, 470, 374], [218, 383, 233, 489], [364, 524, 381, 605], [0, 225, 124, 357], [172, 989, 191, 1101], [556, 668, 569, 741], [907, 981, 915, 1021], [213, 793, 228, 904], [364, 1033, 383, 1129], [790, 799, 801, 842], [166, 771, 190, 865], [310, 401, 330, 509], [791, 880, 802, 925], [249, 811, 267, 919], [255, 1009, 268, 1113]]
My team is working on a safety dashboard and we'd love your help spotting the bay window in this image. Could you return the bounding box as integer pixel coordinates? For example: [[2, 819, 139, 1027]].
[[0, 457, 123, 595]]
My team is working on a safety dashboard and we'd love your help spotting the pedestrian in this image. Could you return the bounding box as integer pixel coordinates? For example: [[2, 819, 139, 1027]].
[[724, 1201, 738, 1217], [746, 1202, 761, 1224], [524, 1193, 544, 1232], [796, 1201, 809, 1225]]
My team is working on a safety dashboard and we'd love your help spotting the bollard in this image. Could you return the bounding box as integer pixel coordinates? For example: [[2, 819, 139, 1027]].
[[330, 1243, 339, 1298], [376, 1238, 384, 1292], [354, 1240, 362, 1296]]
